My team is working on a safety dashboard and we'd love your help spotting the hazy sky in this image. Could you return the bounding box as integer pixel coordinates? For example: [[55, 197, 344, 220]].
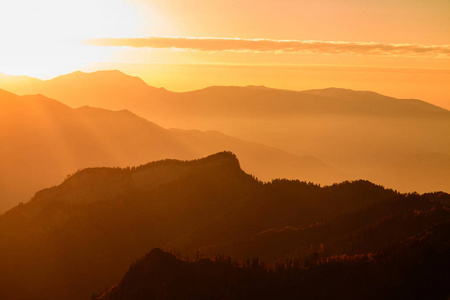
[[132, 0, 450, 44], [1, 0, 449, 108]]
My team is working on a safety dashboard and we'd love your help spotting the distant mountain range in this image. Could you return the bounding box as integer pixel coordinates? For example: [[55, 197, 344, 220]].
[[0, 89, 341, 212], [1, 70, 448, 194], [1, 71, 448, 300], [0, 153, 448, 300]]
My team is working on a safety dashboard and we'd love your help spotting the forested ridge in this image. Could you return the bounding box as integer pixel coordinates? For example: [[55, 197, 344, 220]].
[[0, 152, 448, 300]]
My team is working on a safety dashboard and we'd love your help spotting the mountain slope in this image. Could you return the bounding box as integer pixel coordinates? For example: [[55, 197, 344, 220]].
[[1, 70, 448, 193], [0, 89, 341, 212], [97, 221, 450, 300], [201, 191, 450, 263], [0, 153, 427, 300]]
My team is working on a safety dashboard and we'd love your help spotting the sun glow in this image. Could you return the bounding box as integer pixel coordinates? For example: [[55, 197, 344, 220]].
[[0, 0, 142, 78]]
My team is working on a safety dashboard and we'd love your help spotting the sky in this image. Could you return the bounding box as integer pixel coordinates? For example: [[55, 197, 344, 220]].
[[1, 0, 449, 108]]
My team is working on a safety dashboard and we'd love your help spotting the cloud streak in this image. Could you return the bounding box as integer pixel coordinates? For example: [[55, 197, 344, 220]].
[[86, 37, 450, 57]]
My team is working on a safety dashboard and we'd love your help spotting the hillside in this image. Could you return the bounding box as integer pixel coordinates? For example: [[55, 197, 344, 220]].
[[1, 153, 444, 300], [201, 190, 450, 263], [97, 221, 450, 300], [1, 70, 448, 193], [0, 89, 341, 212]]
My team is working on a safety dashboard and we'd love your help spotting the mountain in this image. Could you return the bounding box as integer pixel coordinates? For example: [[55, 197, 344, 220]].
[[1, 70, 448, 193], [0, 72, 43, 92], [201, 190, 450, 263], [2, 72, 447, 119], [96, 221, 450, 300], [0, 153, 447, 300], [0, 89, 341, 212]]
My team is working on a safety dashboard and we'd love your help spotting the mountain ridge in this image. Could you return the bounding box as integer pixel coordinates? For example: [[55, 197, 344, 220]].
[[0, 153, 447, 300], [0, 90, 342, 212], [0, 70, 449, 194], [28, 151, 243, 206], [1, 70, 448, 112]]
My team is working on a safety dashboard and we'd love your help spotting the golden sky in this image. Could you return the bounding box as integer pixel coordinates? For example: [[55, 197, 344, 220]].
[[1, 0, 449, 108]]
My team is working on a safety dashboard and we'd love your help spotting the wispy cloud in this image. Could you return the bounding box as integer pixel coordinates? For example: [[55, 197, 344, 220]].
[[86, 37, 450, 57]]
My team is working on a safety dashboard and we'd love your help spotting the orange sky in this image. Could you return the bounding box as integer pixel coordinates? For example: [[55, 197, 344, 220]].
[[0, 0, 449, 108]]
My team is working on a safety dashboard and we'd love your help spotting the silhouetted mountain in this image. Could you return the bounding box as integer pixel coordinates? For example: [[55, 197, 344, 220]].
[[0, 89, 341, 212], [1, 70, 161, 109], [1, 70, 448, 193], [303, 87, 448, 115], [97, 220, 450, 300], [3, 71, 447, 118], [0, 72, 42, 93], [202, 190, 450, 263], [1, 153, 441, 300]]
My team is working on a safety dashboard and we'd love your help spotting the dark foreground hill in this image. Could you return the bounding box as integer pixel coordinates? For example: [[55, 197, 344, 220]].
[[97, 221, 450, 300], [0, 153, 449, 300]]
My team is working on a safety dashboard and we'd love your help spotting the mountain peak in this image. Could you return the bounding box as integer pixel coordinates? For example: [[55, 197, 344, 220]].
[[30, 152, 247, 206], [302, 87, 384, 98], [142, 248, 179, 267], [191, 151, 242, 172], [202, 151, 240, 164], [245, 85, 270, 89], [134, 151, 243, 177], [49, 69, 151, 88]]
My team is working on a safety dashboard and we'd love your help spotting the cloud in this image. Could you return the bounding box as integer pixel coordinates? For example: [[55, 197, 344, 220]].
[[86, 37, 450, 57]]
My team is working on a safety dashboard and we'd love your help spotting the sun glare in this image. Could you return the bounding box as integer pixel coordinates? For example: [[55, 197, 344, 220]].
[[0, 0, 141, 78]]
